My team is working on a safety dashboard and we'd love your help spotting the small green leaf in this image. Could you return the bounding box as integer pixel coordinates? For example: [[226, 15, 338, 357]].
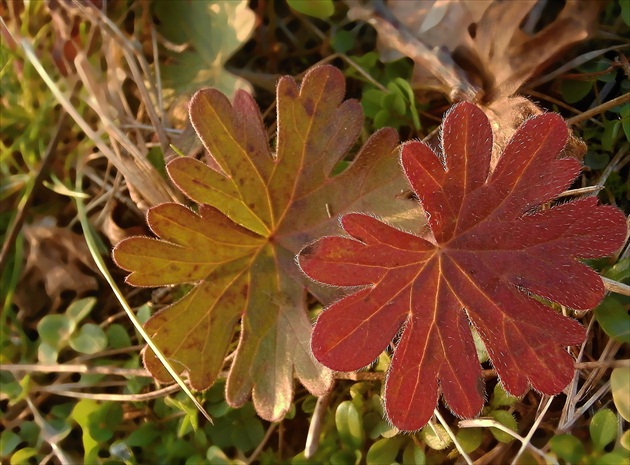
[[611, 368, 630, 422], [601, 120, 621, 152], [366, 416, 392, 440], [366, 437, 405, 465], [331, 449, 360, 465], [106, 324, 132, 349], [65, 297, 97, 323], [332, 30, 355, 54], [0, 431, 21, 458], [9, 447, 38, 465], [374, 109, 394, 129], [126, 423, 161, 448], [37, 314, 75, 347], [37, 341, 59, 365], [1, 373, 30, 404], [301, 395, 317, 413], [621, 103, 629, 141], [287, 0, 334, 19], [620, 429, 630, 451], [71, 399, 101, 464], [490, 384, 519, 408], [90, 402, 123, 443], [206, 445, 230, 465], [561, 79, 593, 104], [136, 304, 151, 324], [489, 410, 517, 443], [335, 400, 364, 449], [590, 408, 618, 451], [456, 428, 483, 454], [549, 434, 586, 463], [604, 258, 629, 282], [69, 324, 108, 354], [584, 151, 610, 170], [392, 78, 420, 130], [621, 0, 630, 26], [231, 410, 264, 452], [14, 422, 38, 447], [361, 89, 386, 119], [402, 441, 426, 465], [421, 424, 452, 451], [147, 146, 167, 178], [598, 449, 630, 465], [385, 83, 407, 116], [594, 295, 630, 344], [471, 326, 489, 363]]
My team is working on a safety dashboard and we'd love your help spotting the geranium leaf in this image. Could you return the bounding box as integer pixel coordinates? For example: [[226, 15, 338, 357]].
[[298, 101, 627, 431], [113, 65, 417, 421]]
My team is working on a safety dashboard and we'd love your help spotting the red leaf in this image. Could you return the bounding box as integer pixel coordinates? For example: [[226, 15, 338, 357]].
[[299, 102, 627, 431]]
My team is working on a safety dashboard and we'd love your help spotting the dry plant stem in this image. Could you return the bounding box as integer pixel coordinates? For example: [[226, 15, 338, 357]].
[[560, 339, 621, 431], [602, 276, 630, 296], [575, 359, 630, 369], [563, 380, 612, 433], [334, 371, 385, 381], [151, 26, 165, 118], [459, 418, 557, 465], [0, 110, 68, 275], [433, 409, 473, 465], [345, 0, 480, 101], [305, 390, 333, 459], [19, 39, 176, 207], [36, 384, 181, 402], [558, 186, 603, 197], [245, 423, 279, 465], [2, 363, 151, 377], [511, 395, 554, 465], [527, 44, 629, 87], [595, 147, 629, 192], [561, 314, 598, 430], [74, 344, 145, 361], [25, 396, 73, 465], [71, 0, 169, 154], [566, 92, 630, 126], [576, 339, 620, 403], [525, 89, 587, 119]]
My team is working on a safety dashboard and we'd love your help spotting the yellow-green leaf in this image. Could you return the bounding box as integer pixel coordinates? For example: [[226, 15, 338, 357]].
[[113, 65, 417, 421]]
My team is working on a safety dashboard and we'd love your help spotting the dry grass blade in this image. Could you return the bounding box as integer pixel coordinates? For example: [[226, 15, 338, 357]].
[[510, 396, 554, 465], [566, 93, 630, 126], [17, 38, 177, 208], [35, 383, 181, 402], [2, 363, 151, 377], [73, 160, 212, 423]]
